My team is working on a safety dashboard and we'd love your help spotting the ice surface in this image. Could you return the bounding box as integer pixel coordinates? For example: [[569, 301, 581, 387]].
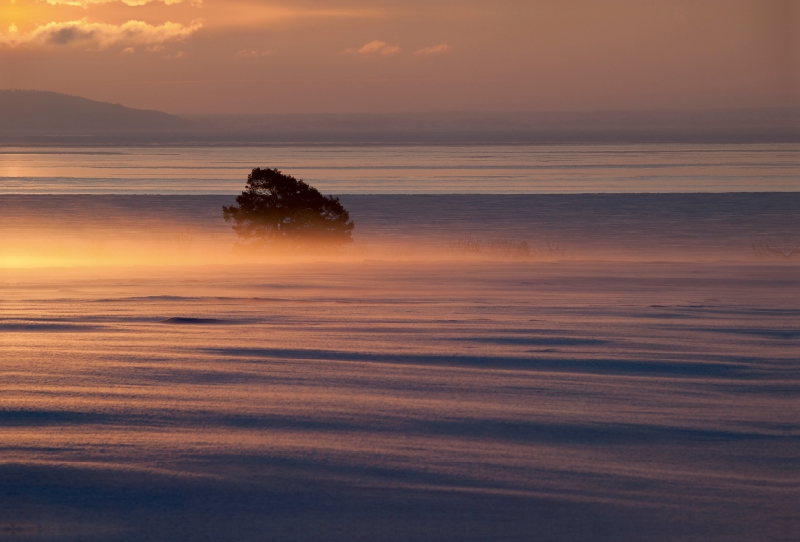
[[0, 189, 798, 540], [0, 260, 798, 541]]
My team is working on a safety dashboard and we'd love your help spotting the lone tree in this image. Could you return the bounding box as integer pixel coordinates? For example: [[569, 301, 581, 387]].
[[223, 168, 354, 248]]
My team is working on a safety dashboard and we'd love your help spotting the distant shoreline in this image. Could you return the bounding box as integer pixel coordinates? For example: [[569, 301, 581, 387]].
[[2, 91, 798, 146], [2, 131, 798, 147]]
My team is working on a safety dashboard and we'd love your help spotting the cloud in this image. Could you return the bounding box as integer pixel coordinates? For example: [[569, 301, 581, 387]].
[[44, 0, 200, 6], [414, 43, 451, 56], [236, 49, 274, 58], [0, 18, 202, 49], [345, 41, 450, 57], [347, 40, 400, 56]]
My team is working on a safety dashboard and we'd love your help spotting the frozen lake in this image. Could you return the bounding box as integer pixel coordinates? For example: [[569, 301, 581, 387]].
[[0, 144, 798, 540]]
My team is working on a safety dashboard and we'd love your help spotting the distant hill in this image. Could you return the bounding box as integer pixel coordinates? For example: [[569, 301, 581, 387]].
[[0, 89, 190, 133]]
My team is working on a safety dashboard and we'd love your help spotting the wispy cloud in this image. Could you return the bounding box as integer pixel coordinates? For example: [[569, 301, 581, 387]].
[[43, 0, 200, 6], [236, 49, 274, 58], [414, 43, 451, 56], [0, 18, 202, 49], [347, 40, 400, 56]]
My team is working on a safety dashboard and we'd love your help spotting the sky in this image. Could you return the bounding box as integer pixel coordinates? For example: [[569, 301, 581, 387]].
[[0, 0, 797, 114]]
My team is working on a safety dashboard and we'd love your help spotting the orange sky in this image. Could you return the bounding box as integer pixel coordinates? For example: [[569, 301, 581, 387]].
[[0, 0, 797, 114]]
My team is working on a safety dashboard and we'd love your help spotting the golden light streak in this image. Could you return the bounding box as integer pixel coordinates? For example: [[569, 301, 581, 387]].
[[44, 0, 198, 6], [199, 3, 386, 30]]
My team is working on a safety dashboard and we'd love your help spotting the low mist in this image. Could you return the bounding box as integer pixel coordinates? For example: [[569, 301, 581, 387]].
[[0, 194, 798, 269]]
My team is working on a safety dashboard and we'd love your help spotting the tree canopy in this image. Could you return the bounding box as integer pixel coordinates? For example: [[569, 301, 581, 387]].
[[223, 168, 354, 248]]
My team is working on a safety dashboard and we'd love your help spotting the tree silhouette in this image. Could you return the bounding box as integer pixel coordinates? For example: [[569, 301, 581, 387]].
[[223, 168, 354, 248]]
